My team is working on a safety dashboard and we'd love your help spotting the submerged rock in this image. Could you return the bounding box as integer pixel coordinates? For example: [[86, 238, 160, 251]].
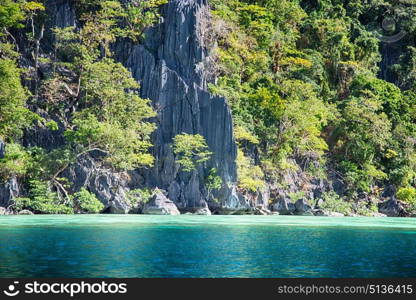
[[313, 210, 344, 217], [143, 190, 180, 215], [18, 210, 34, 215], [194, 207, 212, 215], [370, 212, 387, 217], [254, 207, 272, 215]]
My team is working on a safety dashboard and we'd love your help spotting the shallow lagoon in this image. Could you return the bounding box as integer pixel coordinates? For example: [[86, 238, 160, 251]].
[[0, 215, 415, 278]]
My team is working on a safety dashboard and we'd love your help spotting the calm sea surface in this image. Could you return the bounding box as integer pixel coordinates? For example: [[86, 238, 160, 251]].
[[0, 215, 415, 278]]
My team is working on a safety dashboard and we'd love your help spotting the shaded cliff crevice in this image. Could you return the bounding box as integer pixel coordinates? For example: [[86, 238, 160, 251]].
[[121, 0, 242, 212]]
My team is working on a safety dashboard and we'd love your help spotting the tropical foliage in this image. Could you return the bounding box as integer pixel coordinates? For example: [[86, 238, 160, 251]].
[[2, 0, 416, 215], [209, 0, 416, 209]]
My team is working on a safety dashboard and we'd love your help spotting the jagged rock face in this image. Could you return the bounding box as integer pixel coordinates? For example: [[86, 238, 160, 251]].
[[0, 177, 19, 209], [46, 0, 77, 29], [379, 198, 407, 217], [272, 196, 295, 215], [21, 0, 242, 213], [0, 140, 19, 208], [0, 139, 4, 158], [64, 156, 131, 214], [121, 0, 240, 212], [143, 190, 181, 215], [380, 43, 401, 84], [294, 199, 313, 216]]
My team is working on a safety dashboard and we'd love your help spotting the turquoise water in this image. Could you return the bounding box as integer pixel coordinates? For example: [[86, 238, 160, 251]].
[[0, 215, 415, 278]]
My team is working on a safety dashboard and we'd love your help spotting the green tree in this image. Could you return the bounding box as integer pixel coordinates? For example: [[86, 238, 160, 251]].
[[205, 168, 223, 199], [172, 133, 212, 172], [236, 149, 265, 192], [0, 143, 31, 180], [13, 0, 164, 204], [0, 0, 25, 31], [0, 58, 33, 141], [14, 180, 73, 214], [45, 1, 159, 188], [335, 95, 391, 192], [73, 188, 104, 213], [397, 187, 416, 214]]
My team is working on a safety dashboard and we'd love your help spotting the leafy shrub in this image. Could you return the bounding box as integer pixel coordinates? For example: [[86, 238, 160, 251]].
[[288, 191, 305, 202], [13, 197, 30, 212], [205, 168, 223, 201], [65, 113, 155, 170], [73, 188, 104, 213], [14, 180, 73, 214], [0, 58, 34, 140], [397, 187, 416, 204], [397, 187, 416, 213], [0, 0, 26, 30], [236, 149, 265, 192], [354, 201, 379, 216], [234, 126, 259, 145], [0, 143, 31, 180], [320, 191, 352, 215], [126, 188, 153, 207]]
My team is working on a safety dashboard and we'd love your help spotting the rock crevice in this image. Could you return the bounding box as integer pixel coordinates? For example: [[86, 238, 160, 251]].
[[120, 0, 241, 212]]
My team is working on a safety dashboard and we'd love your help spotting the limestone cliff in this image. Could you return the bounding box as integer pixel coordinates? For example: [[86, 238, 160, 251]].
[[0, 0, 253, 213], [121, 0, 240, 213]]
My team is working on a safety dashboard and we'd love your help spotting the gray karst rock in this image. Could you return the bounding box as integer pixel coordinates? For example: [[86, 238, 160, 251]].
[[143, 189, 180, 215], [253, 207, 272, 215], [272, 196, 296, 215], [48, 0, 76, 29], [0, 139, 4, 158], [315, 198, 324, 208], [294, 199, 313, 216], [211, 187, 254, 214], [64, 156, 131, 214], [265, 158, 347, 214], [378, 198, 407, 217], [0, 207, 7, 215], [382, 185, 397, 199], [0, 140, 20, 209], [0, 177, 19, 210], [120, 0, 241, 212], [370, 212, 387, 217], [194, 204, 212, 216]]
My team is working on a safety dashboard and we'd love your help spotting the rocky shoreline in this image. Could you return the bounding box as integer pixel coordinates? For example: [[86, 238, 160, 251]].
[[0, 188, 410, 217]]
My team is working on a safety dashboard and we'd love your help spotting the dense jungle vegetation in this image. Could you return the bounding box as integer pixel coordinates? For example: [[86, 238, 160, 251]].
[[209, 0, 416, 214], [0, 0, 166, 213], [1, 0, 416, 214]]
